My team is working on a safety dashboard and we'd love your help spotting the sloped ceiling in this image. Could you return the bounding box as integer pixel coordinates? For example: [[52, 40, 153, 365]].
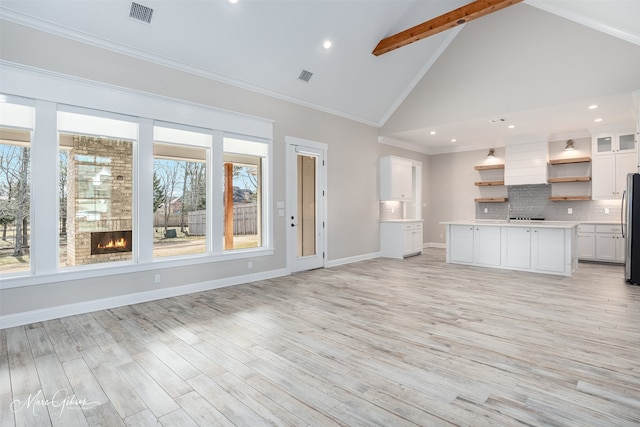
[[0, 0, 639, 153], [381, 2, 640, 153]]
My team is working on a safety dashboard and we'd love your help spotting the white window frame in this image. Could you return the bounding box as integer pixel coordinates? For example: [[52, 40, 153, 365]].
[[0, 95, 36, 279], [152, 122, 212, 261], [0, 63, 274, 289]]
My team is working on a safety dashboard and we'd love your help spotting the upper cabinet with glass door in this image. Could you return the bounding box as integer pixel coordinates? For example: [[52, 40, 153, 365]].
[[592, 129, 637, 155]]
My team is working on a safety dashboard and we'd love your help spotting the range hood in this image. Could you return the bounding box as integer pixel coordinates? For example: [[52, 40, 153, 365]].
[[504, 134, 549, 186]]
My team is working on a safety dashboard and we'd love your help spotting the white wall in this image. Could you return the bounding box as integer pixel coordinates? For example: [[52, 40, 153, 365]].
[[380, 4, 640, 138], [0, 21, 428, 325], [426, 148, 503, 244]]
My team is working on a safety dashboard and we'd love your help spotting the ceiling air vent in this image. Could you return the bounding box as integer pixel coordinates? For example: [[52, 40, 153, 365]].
[[129, 2, 154, 24], [298, 70, 313, 82]]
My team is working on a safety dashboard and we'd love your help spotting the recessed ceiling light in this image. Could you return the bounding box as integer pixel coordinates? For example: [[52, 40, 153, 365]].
[[323, 40, 332, 49], [451, 139, 457, 142], [229, 0, 238, 3], [429, 131, 436, 135], [508, 124, 515, 129], [588, 104, 598, 109], [594, 118, 603, 122]]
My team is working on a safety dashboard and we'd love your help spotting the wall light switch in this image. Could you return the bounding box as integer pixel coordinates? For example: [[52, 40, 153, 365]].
[[604, 208, 610, 214], [484, 208, 488, 213], [567, 208, 572, 214], [276, 201, 285, 209], [278, 209, 285, 217]]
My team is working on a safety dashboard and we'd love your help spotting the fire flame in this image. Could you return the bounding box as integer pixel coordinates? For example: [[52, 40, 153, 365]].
[[97, 238, 127, 249]]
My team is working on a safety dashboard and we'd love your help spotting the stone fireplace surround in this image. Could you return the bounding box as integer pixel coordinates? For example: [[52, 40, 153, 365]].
[[65, 135, 133, 266]]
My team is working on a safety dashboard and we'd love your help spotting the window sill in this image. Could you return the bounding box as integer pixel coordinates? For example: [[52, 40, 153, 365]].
[[0, 247, 275, 290]]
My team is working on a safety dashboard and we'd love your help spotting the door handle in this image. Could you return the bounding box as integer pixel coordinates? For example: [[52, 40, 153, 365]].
[[621, 190, 626, 237]]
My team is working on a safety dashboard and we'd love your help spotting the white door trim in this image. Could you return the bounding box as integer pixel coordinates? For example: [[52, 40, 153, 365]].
[[285, 136, 327, 274]]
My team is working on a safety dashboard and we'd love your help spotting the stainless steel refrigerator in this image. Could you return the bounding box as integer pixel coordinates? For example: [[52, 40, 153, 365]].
[[624, 173, 640, 284]]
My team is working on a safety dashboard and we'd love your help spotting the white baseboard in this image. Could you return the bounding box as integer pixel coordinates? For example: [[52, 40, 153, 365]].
[[0, 268, 288, 329], [327, 252, 381, 268], [425, 242, 446, 249]]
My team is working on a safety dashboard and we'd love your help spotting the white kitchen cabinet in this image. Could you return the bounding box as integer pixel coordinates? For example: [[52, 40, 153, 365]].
[[448, 224, 501, 265], [444, 221, 577, 276], [380, 156, 413, 201], [380, 221, 423, 259], [448, 224, 475, 263], [594, 224, 625, 263], [403, 222, 423, 256], [592, 152, 637, 200], [593, 132, 636, 155], [501, 226, 531, 269], [577, 224, 596, 260], [531, 227, 566, 273], [473, 226, 501, 266]]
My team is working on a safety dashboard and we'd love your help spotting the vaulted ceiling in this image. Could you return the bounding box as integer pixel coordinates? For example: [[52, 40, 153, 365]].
[[1, 0, 639, 153]]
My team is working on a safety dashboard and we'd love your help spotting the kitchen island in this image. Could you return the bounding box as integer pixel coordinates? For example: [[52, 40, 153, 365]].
[[441, 220, 579, 276]]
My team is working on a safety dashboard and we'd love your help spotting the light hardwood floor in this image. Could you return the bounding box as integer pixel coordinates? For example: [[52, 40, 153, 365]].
[[2, 248, 639, 426]]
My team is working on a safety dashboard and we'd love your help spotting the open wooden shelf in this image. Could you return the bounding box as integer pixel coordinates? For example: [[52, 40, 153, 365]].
[[474, 197, 508, 203], [474, 164, 505, 170], [475, 180, 504, 186], [549, 196, 592, 201], [548, 157, 591, 165], [548, 176, 591, 183]]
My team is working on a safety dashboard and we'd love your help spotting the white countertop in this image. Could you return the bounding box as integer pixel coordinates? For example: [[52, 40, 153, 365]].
[[578, 220, 621, 225], [380, 219, 424, 223], [440, 219, 579, 229]]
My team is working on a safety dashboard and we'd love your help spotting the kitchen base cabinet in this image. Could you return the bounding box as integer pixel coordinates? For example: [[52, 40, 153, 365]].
[[578, 223, 624, 263], [447, 224, 501, 266], [443, 221, 578, 276], [474, 226, 501, 266], [380, 221, 423, 259], [577, 224, 596, 260], [448, 224, 475, 263], [501, 227, 531, 269], [531, 227, 566, 273]]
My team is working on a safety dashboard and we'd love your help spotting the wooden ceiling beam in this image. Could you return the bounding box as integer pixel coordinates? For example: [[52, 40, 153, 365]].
[[372, 0, 523, 56]]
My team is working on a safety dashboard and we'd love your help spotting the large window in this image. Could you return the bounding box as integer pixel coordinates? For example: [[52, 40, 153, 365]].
[[223, 136, 266, 251], [58, 111, 137, 267], [153, 125, 210, 258], [0, 102, 33, 275], [1, 68, 273, 287]]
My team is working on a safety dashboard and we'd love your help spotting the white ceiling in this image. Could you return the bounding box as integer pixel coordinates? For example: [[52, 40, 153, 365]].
[[1, 0, 639, 153]]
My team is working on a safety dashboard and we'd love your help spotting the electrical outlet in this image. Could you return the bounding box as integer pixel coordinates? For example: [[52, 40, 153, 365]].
[[154, 274, 161, 283], [567, 208, 572, 214], [484, 208, 488, 213], [248, 261, 253, 269], [604, 208, 610, 214]]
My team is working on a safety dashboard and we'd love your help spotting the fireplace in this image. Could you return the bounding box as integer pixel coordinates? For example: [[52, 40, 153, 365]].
[[91, 230, 133, 255]]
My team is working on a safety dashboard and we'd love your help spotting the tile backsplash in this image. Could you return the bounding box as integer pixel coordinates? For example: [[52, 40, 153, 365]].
[[379, 201, 404, 220], [476, 184, 622, 222]]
